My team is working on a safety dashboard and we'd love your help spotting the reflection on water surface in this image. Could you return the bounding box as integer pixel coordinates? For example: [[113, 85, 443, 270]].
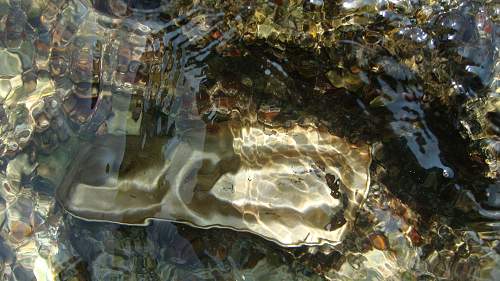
[[0, 0, 499, 280]]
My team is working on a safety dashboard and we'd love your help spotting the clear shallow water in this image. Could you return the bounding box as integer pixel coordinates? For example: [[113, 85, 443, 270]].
[[0, 0, 499, 280]]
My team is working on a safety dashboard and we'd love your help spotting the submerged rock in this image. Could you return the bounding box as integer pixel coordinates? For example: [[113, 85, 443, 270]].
[[56, 92, 371, 246]]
